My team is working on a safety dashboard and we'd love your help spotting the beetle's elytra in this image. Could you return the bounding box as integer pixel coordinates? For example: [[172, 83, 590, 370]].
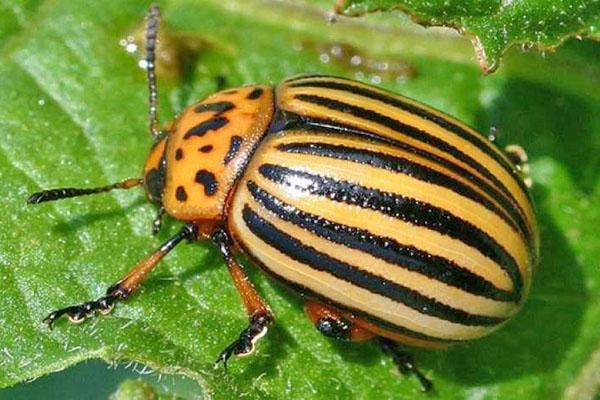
[[28, 5, 538, 391]]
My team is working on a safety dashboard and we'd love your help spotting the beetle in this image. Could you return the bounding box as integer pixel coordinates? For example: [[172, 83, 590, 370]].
[[28, 5, 538, 391]]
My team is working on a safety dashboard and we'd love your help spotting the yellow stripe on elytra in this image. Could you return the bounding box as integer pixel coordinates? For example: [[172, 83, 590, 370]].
[[244, 162, 516, 294], [273, 131, 524, 237], [229, 189, 500, 341], [257, 144, 530, 280], [286, 75, 515, 168], [243, 187, 520, 320], [277, 83, 535, 235]]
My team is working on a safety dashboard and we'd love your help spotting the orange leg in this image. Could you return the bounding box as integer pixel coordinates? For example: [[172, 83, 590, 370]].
[[305, 300, 374, 341], [44, 223, 197, 327], [304, 300, 433, 392], [212, 228, 273, 369]]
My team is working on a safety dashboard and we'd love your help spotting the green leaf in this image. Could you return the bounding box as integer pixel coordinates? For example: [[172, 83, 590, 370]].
[[110, 379, 180, 400], [334, 0, 600, 73], [1, 0, 599, 399], [110, 380, 158, 400]]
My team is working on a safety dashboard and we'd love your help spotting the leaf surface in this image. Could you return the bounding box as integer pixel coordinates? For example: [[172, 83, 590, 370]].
[[334, 0, 600, 72], [0, 0, 599, 399]]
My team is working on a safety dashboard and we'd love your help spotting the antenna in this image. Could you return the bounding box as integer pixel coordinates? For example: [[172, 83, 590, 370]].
[[27, 178, 143, 204], [146, 5, 161, 140]]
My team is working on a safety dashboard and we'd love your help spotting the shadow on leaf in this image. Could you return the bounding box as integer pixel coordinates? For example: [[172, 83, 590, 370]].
[[421, 183, 586, 385]]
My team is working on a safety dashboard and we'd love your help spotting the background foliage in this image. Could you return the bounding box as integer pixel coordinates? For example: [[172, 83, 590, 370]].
[[0, 0, 599, 399], [335, 0, 600, 72]]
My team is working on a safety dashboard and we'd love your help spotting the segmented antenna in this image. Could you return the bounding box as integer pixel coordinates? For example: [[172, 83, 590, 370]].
[[27, 178, 143, 204], [146, 5, 161, 140]]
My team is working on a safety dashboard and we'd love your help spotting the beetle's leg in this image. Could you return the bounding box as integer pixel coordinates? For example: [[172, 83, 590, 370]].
[[151, 206, 166, 235], [379, 338, 433, 392], [504, 144, 532, 188], [305, 301, 433, 391], [212, 228, 273, 370], [43, 223, 197, 328], [304, 300, 374, 341]]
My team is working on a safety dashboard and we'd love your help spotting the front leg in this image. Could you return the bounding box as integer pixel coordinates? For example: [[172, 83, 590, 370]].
[[212, 228, 274, 370], [44, 223, 196, 327]]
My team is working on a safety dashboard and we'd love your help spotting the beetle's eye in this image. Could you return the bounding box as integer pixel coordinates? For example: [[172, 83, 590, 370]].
[[145, 155, 166, 203]]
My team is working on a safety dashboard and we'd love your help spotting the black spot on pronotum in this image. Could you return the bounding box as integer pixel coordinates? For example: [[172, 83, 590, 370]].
[[194, 101, 235, 116], [199, 145, 213, 153], [247, 88, 263, 100], [195, 169, 218, 196], [176, 186, 188, 202], [224, 135, 244, 165], [175, 148, 184, 160], [184, 117, 229, 139]]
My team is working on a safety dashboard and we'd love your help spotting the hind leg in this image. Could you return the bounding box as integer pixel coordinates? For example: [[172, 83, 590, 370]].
[[305, 300, 374, 341], [505, 144, 532, 188], [304, 300, 433, 391], [212, 228, 274, 370]]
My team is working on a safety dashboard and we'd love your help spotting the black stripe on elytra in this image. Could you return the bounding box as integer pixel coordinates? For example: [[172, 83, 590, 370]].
[[273, 114, 532, 242], [184, 117, 229, 139], [289, 78, 528, 195], [242, 205, 505, 326], [292, 93, 526, 221], [247, 180, 517, 302], [194, 101, 235, 116], [176, 186, 188, 202], [195, 170, 218, 196], [247, 88, 264, 100], [277, 141, 523, 238], [259, 164, 524, 299], [244, 252, 460, 344], [283, 74, 331, 84], [224, 135, 244, 165]]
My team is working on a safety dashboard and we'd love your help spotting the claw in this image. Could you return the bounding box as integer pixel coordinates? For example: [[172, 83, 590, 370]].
[[67, 313, 86, 324], [43, 306, 81, 329], [214, 314, 271, 371], [215, 346, 234, 372], [214, 337, 254, 372], [42, 311, 59, 329], [379, 338, 433, 392], [42, 294, 118, 329]]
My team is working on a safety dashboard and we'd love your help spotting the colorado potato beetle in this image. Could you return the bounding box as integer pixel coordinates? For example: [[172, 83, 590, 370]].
[[29, 6, 538, 391]]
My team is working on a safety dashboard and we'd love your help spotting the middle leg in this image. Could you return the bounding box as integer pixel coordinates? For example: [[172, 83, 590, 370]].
[[212, 227, 274, 370]]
